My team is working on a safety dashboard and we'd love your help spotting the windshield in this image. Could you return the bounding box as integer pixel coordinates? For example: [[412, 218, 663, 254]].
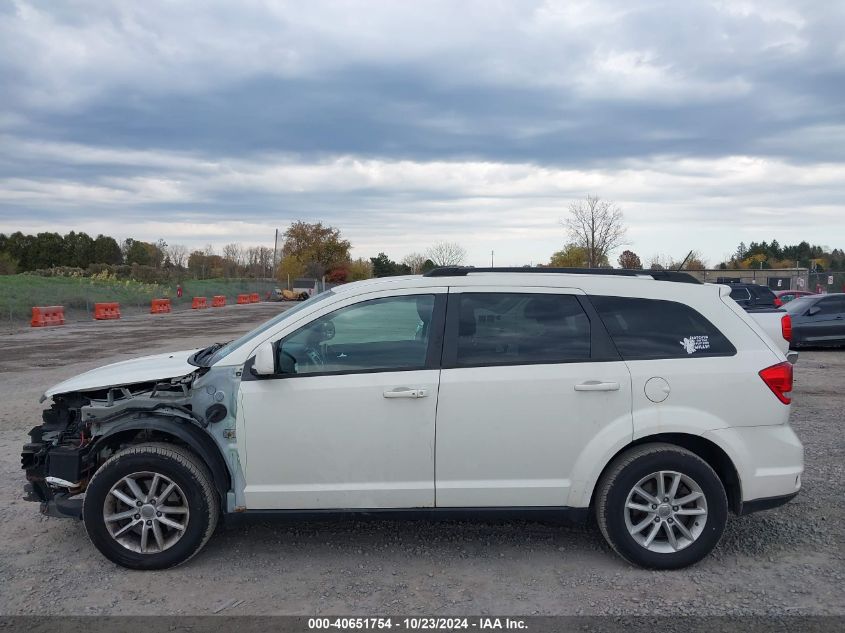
[[784, 296, 815, 315], [205, 290, 336, 366]]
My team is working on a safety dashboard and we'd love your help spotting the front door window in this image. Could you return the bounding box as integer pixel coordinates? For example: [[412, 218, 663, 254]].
[[278, 294, 436, 375]]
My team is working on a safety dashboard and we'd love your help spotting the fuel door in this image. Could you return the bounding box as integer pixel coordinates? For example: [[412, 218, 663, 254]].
[[644, 376, 670, 403]]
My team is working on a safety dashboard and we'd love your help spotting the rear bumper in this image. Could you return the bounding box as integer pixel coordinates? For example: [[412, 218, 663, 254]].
[[738, 491, 799, 516], [703, 424, 803, 504]]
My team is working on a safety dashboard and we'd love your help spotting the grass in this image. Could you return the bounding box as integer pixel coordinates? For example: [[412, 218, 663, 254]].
[[0, 274, 278, 324]]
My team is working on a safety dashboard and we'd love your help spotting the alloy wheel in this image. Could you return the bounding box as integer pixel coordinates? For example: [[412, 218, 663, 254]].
[[623, 470, 708, 553], [103, 471, 190, 554]]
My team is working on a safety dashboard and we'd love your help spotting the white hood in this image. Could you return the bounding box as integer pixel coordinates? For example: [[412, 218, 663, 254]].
[[44, 349, 201, 399]]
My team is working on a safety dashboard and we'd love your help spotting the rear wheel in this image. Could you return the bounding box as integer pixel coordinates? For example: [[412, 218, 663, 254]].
[[83, 443, 219, 570], [596, 443, 728, 569]]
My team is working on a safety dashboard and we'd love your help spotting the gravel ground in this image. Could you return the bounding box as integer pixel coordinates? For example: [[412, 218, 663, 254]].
[[0, 305, 842, 616]]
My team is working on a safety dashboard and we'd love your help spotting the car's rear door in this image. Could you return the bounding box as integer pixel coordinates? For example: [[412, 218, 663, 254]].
[[434, 286, 632, 507]]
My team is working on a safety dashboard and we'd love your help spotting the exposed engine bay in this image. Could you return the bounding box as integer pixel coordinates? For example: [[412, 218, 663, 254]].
[[22, 365, 244, 519]]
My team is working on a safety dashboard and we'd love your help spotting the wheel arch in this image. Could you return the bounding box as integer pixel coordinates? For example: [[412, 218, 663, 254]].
[[588, 433, 743, 515], [89, 417, 232, 507]]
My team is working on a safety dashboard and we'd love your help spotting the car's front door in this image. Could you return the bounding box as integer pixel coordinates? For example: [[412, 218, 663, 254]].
[[434, 287, 633, 507], [803, 296, 845, 344], [238, 288, 446, 509]]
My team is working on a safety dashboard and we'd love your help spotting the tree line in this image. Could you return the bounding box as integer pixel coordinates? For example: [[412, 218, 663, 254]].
[[0, 223, 469, 284], [6, 207, 838, 282], [0, 231, 275, 279], [721, 241, 844, 271]]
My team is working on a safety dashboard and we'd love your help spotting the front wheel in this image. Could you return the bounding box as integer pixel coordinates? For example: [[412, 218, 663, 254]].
[[595, 443, 728, 569], [83, 443, 219, 570]]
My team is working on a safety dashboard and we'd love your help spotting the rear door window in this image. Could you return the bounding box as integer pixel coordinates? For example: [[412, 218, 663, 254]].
[[589, 296, 736, 360], [448, 293, 591, 367], [729, 288, 751, 302]]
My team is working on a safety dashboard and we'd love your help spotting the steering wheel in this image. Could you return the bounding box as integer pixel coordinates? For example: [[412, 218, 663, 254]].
[[303, 345, 325, 367]]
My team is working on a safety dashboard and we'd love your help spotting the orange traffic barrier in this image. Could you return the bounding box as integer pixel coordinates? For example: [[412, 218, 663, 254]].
[[31, 306, 65, 328], [94, 302, 121, 320], [211, 295, 226, 307], [236, 294, 250, 305], [249, 292, 260, 303], [192, 296, 208, 309], [150, 298, 172, 314]]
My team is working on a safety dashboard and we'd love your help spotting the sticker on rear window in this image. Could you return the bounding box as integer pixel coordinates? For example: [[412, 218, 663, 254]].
[[680, 335, 710, 354]]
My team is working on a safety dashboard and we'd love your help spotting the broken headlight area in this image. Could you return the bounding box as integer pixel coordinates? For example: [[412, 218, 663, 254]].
[[22, 393, 93, 517], [21, 375, 200, 518]]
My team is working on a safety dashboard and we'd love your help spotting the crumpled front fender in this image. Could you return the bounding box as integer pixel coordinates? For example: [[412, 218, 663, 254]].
[[89, 416, 232, 505]]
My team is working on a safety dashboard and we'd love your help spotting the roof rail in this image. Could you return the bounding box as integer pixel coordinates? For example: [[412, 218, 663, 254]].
[[423, 266, 702, 284]]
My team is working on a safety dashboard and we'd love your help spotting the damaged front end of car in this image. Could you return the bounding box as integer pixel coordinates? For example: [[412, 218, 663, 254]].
[[22, 360, 245, 520]]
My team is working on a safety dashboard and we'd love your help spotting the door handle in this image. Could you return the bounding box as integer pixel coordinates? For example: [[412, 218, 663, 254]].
[[383, 388, 428, 399], [574, 381, 620, 392]]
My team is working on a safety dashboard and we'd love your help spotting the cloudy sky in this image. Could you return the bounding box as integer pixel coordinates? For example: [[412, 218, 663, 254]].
[[1, 0, 843, 267]]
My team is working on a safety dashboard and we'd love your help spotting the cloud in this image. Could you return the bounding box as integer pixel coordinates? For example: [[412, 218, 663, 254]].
[[0, 0, 843, 265], [1, 138, 842, 265]]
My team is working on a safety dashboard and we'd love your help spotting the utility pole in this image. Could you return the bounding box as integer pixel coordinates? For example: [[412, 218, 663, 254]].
[[491, 250, 494, 267], [272, 228, 279, 278]]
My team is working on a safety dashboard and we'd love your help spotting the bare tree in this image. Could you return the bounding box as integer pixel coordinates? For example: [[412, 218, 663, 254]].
[[563, 195, 627, 268], [256, 246, 273, 277], [402, 252, 427, 274], [221, 243, 245, 278], [426, 242, 467, 267], [245, 246, 259, 274], [166, 243, 188, 268], [222, 243, 244, 265]]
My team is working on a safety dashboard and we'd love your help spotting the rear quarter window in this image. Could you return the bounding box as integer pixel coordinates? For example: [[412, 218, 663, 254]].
[[589, 296, 736, 360], [729, 288, 751, 302]]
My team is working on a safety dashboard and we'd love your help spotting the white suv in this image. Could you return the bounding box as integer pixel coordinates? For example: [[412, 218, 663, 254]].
[[22, 267, 803, 570]]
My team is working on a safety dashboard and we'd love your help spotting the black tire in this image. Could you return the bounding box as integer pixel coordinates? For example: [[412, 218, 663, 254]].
[[595, 443, 728, 570], [83, 442, 219, 570]]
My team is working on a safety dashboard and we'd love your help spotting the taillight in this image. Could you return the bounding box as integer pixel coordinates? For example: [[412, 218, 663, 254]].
[[781, 314, 792, 342], [774, 297, 783, 307], [759, 361, 793, 404]]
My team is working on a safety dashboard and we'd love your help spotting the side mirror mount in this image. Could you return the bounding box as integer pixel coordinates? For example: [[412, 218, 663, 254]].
[[252, 341, 276, 376], [808, 305, 821, 316]]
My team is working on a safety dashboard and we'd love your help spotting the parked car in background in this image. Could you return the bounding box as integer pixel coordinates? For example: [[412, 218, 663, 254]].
[[722, 284, 791, 355], [725, 283, 782, 309], [745, 309, 793, 356], [783, 293, 845, 348], [774, 290, 815, 305]]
